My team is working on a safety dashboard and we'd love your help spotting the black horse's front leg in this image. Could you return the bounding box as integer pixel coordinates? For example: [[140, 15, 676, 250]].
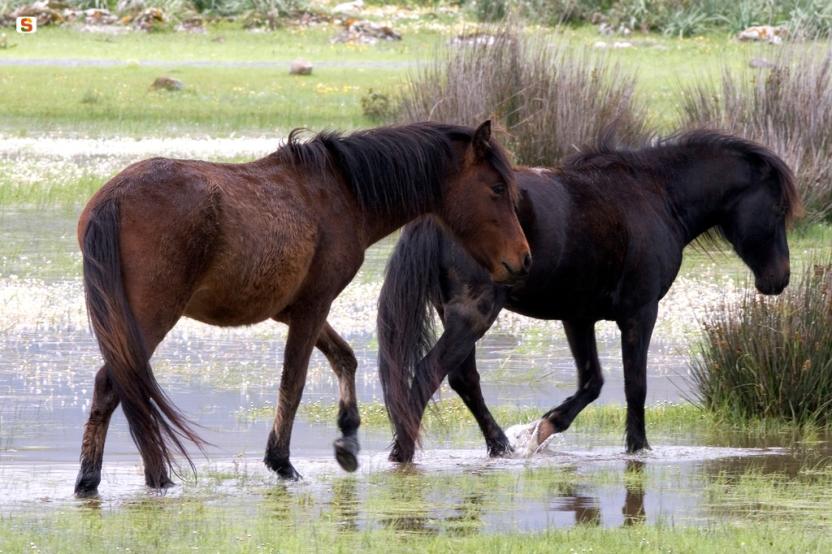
[[617, 303, 658, 453], [448, 347, 512, 457], [537, 319, 605, 443]]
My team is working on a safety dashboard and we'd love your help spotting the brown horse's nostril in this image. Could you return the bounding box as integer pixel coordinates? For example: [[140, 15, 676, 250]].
[[522, 252, 532, 272]]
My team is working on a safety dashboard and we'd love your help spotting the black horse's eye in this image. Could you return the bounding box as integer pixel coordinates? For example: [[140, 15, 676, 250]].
[[491, 183, 506, 196]]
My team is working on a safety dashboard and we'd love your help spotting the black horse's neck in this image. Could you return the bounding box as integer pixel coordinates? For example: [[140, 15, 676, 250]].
[[660, 150, 750, 246]]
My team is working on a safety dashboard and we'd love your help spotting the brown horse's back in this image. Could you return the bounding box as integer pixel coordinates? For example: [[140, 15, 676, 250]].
[[79, 157, 324, 330]]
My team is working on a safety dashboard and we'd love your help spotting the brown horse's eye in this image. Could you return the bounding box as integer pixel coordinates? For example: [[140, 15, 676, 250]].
[[491, 184, 506, 196]]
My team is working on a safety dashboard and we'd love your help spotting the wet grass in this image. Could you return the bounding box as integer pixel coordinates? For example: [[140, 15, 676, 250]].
[[239, 399, 831, 445], [1, 462, 831, 553]]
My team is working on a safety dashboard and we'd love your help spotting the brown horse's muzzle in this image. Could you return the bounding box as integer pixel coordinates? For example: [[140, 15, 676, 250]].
[[493, 249, 532, 284]]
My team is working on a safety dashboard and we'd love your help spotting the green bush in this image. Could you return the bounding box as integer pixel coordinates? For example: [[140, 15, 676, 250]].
[[691, 260, 832, 426], [680, 45, 832, 223], [397, 26, 650, 166]]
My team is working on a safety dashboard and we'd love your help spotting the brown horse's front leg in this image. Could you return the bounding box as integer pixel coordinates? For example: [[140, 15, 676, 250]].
[[617, 303, 658, 453], [315, 322, 361, 472], [264, 307, 328, 480], [75, 366, 120, 497]]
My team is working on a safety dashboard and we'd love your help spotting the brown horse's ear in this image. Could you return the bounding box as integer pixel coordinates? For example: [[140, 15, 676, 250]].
[[473, 120, 492, 159]]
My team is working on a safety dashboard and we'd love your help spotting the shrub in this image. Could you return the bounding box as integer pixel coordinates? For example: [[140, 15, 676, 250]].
[[361, 89, 393, 121], [680, 45, 832, 223], [396, 27, 651, 167], [691, 260, 832, 426]]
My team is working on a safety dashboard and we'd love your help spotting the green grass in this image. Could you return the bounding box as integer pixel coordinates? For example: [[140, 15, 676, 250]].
[[238, 399, 831, 444], [0, 64, 401, 135], [0, 24, 799, 136]]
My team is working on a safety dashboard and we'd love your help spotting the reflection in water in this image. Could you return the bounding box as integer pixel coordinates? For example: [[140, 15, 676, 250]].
[[623, 460, 646, 526], [330, 477, 359, 533], [445, 493, 485, 537]]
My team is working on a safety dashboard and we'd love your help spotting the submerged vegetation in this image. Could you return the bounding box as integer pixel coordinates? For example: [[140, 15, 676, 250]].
[[692, 260, 832, 426]]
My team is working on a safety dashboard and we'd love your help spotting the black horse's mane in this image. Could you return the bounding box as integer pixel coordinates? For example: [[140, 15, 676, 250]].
[[274, 122, 514, 215], [563, 129, 802, 224]]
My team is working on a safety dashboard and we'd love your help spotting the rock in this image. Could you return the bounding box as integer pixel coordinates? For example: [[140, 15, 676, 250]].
[[738, 25, 787, 44], [151, 76, 184, 91], [7, 1, 65, 26], [331, 19, 401, 44], [749, 57, 775, 69], [175, 15, 204, 33], [613, 41, 633, 49], [131, 7, 165, 31], [333, 0, 363, 13], [450, 31, 498, 47], [593, 41, 608, 49], [289, 59, 313, 76]]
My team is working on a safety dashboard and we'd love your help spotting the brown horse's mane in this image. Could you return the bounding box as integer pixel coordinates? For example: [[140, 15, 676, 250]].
[[562, 129, 802, 224], [273, 121, 515, 215]]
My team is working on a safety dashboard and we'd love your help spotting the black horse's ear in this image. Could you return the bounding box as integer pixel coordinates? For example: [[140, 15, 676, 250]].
[[473, 120, 492, 158]]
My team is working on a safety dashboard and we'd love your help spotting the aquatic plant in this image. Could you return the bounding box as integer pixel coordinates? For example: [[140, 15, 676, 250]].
[[691, 259, 832, 426]]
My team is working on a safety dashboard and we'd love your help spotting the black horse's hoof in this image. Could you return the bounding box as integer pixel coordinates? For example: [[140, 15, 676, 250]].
[[334, 436, 360, 472], [487, 438, 514, 458], [276, 462, 302, 481], [626, 439, 652, 454], [74, 472, 101, 498]]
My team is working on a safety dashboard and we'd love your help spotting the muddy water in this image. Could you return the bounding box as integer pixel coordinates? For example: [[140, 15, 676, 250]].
[[0, 207, 826, 530]]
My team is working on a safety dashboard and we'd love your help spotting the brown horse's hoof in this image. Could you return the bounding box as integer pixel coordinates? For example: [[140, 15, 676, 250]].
[[388, 442, 414, 464], [334, 436, 359, 472], [145, 471, 175, 490], [74, 471, 101, 498]]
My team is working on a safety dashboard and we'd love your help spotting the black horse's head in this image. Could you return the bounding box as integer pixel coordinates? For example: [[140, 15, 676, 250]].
[[717, 140, 802, 295]]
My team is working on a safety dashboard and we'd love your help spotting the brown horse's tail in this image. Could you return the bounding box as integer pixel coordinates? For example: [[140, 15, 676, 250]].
[[378, 217, 445, 451], [82, 198, 202, 482]]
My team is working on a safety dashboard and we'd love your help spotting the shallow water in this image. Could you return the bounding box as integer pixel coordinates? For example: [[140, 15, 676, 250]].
[[0, 198, 827, 531]]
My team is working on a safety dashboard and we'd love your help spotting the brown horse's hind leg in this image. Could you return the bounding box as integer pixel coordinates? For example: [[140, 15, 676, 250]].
[[265, 307, 328, 480], [74, 366, 120, 497], [315, 322, 360, 472]]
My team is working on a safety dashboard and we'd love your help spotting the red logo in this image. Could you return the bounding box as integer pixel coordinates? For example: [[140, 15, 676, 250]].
[[16, 17, 37, 34]]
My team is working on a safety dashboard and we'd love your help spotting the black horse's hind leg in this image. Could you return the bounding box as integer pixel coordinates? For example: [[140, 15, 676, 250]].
[[617, 303, 658, 453], [447, 348, 512, 457], [315, 322, 361, 472], [389, 284, 505, 463], [537, 319, 604, 442], [74, 366, 120, 497]]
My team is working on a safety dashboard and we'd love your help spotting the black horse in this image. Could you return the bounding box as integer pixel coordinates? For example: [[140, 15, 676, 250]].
[[378, 130, 800, 463]]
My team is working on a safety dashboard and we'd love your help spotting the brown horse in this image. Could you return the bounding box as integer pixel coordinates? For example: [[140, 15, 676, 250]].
[[74, 121, 531, 496]]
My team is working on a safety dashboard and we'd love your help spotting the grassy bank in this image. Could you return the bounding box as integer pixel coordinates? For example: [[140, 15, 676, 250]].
[[0, 25, 787, 136]]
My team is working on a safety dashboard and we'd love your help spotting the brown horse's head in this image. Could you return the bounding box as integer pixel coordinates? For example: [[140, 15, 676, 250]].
[[441, 121, 531, 284]]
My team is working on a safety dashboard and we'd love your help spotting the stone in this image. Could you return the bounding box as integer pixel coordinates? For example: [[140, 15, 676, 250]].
[[289, 59, 313, 76]]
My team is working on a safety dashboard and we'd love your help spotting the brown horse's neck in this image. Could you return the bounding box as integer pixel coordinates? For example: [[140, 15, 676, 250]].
[[360, 203, 433, 246]]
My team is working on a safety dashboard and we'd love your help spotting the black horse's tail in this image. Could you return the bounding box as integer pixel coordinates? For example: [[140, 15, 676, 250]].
[[82, 198, 202, 483], [378, 217, 446, 449]]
